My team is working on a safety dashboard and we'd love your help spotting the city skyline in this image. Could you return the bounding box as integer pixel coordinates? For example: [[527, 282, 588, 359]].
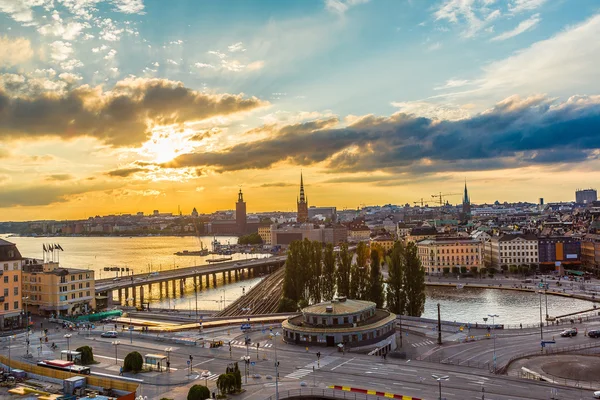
[[1, 0, 600, 220]]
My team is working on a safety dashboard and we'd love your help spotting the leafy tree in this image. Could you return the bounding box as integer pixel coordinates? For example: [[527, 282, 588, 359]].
[[460, 266, 467, 274], [308, 241, 323, 304], [282, 241, 304, 302], [367, 248, 384, 308], [403, 242, 426, 317], [322, 243, 336, 301], [123, 351, 143, 373], [336, 243, 352, 297], [216, 373, 236, 395], [187, 385, 210, 400], [277, 297, 297, 312], [442, 267, 450, 275], [238, 232, 263, 245], [386, 241, 406, 314], [452, 266, 460, 275], [75, 346, 94, 365], [350, 242, 369, 299], [469, 266, 478, 274]]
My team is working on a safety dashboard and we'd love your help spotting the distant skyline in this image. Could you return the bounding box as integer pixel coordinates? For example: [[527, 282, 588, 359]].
[[1, 0, 599, 221]]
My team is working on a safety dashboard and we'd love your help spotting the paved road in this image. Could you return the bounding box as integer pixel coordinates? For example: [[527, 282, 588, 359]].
[[2, 324, 594, 399]]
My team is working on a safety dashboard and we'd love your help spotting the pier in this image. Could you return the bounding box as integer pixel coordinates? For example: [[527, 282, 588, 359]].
[[94, 255, 286, 308]]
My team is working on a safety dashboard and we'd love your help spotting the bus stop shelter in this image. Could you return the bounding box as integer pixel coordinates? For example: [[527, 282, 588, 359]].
[[61, 350, 82, 364], [144, 354, 167, 371]]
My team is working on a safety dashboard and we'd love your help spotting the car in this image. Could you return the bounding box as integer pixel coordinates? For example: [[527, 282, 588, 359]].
[[588, 330, 600, 338], [101, 331, 118, 338], [594, 390, 600, 398], [560, 328, 578, 337], [149, 272, 159, 277], [112, 277, 121, 282]]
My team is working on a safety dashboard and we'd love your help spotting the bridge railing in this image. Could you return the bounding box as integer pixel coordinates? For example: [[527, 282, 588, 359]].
[[264, 388, 390, 400]]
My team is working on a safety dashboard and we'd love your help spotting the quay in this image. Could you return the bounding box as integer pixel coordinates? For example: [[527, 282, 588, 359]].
[[95, 255, 286, 308]]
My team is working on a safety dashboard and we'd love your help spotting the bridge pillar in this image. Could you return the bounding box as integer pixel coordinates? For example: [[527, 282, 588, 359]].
[[234, 269, 239, 281], [205, 274, 210, 288], [228, 270, 232, 283], [222, 271, 226, 283], [193, 275, 197, 289], [124, 287, 129, 304], [159, 281, 163, 297], [180, 279, 185, 296], [132, 285, 137, 305], [118, 288, 123, 304], [212, 273, 217, 287], [139, 286, 144, 307], [164, 280, 169, 297], [172, 280, 176, 297]]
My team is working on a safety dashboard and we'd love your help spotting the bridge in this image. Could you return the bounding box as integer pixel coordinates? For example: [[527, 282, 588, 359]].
[[95, 255, 287, 309]]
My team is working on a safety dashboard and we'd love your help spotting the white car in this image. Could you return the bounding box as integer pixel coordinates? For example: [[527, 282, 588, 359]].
[[594, 391, 600, 399]]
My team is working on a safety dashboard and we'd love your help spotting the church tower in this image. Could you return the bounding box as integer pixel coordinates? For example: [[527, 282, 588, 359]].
[[462, 181, 471, 218], [297, 173, 309, 223], [236, 189, 247, 234]]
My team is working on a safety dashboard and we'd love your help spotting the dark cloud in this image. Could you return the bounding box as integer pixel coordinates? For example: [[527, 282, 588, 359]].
[[45, 174, 74, 181], [164, 95, 600, 174], [259, 182, 295, 187], [106, 167, 145, 177], [0, 78, 267, 147], [0, 182, 117, 207]]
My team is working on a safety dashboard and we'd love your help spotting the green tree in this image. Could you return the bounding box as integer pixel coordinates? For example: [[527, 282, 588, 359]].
[[123, 351, 143, 373], [308, 241, 323, 304], [75, 346, 94, 365], [321, 243, 336, 301], [282, 241, 304, 302], [336, 243, 352, 297], [238, 232, 263, 245], [277, 297, 297, 312], [367, 248, 384, 308], [386, 241, 406, 314], [350, 242, 369, 299], [452, 266, 460, 275], [187, 385, 210, 400], [403, 242, 426, 317]]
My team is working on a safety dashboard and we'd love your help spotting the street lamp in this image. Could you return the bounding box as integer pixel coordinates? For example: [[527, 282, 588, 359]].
[[241, 355, 250, 384], [7, 335, 14, 373], [112, 340, 121, 364], [269, 331, 281, 400], [488, 314, 499, 373], [22, 296, 30, 358], [193, 270, 199, 323], [165, 347, 172, 371], [64, 333, 72, 352], [221, 289, 226, 312], [127, 297, 134, 343], [432, 374, 449, 400], [201, 370, 211, 386]]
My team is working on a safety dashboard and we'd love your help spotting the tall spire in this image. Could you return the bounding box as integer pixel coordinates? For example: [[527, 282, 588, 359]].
[[463, 179, 470, 204], [238, 188, 244, 203], [299, 172, 306, 203]]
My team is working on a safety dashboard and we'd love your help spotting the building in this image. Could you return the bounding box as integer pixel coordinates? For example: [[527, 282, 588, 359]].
[[297, 173, 309, 223], [258, 225, 272, 245], [22, 260, 95, 317], [396, 222, 411, 239], [347, 225, 371, 242], [576, 189, 597, 204], [282, 297, 396, 352], [417, 237, 483, 275], [236, 189, 247, 234], [581, 234, 600, 275], [308, 206, 337, 221], [487, 234, 539, 269], [405, 226, 438, 244], [371, 235, 395, 253], [538, 236, 581, 269], [462, 181, 471, 219], [270, 224, 347, 246], [0, 239, 23, 330]]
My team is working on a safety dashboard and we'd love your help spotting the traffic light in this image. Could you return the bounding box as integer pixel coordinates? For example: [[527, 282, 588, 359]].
[[189, 355, 193, 362], [316, 352, 321, 359], [256, 342, 260, 348]]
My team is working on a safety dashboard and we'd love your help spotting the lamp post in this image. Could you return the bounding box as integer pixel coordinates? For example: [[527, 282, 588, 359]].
[[488, 314, 499, 373], [221, 289, 226, 312], [22, 296, 30, 358], [269, 331, 281, 400], [7, 335, 13, 373], [112, 340, 120, 364], [201, 370, 211, 387], [193, 270, 199, 323], [64, 333, 72, 352], [432, 374, 449, 400], [242, 355, 250, 384], [165, 347, 172, 371], [127, 297, 134, 343]]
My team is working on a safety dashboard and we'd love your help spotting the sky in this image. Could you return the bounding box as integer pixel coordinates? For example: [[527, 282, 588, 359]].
[[1, 0, 599, 221]]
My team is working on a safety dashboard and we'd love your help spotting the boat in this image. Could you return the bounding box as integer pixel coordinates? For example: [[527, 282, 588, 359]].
[[456, 284, 464, 289], [206, 257, 233, 263], [174, 240, 209, 256]]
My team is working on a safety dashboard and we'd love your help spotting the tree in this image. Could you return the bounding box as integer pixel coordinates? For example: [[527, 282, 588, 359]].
[[238, 232, 263, 245], [336, 243, 352, 297], [123, 351, 143, 373], [187, 385, 210, 400], [403, 242, 426, 317], [452, 266, 460, 275], [282, 241, 304, 302], [386, 241, 405, 314], [460, 266, 467, 274], [322, 243, 336, 301], [75, 346, 94, 365], [442, 267, 450, 275], [277, 297, 297, 312], [367, 248, 384, 308], [217, 373, 236, 395], [307, 241, 323, 304], [350, 242, 369, 299]]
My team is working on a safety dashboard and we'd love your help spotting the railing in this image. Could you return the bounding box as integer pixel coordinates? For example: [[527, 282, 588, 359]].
[[508, 369, 600, 390], [416, 355, 491, 371], [264, 388, 388, 400]]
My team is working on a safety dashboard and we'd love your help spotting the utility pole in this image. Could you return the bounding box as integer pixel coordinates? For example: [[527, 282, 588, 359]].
[[437, 303, 442, 345]]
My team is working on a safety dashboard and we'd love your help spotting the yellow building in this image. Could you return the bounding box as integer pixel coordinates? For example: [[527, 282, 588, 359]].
[[348, 225, 371, 242], [258, 225, 272, 245], [22, 260, 95, 317], [417, 237, 483, 275], [0, 239, 23, 330], [371, 235, 395, 253]]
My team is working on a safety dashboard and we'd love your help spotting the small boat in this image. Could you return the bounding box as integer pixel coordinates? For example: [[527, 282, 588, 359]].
[[174, 241, 209, 256], [206, 257, 233, 263], [456, 284, 464, 289]]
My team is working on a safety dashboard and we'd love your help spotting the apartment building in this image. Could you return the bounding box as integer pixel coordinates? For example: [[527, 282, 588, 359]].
[[22, 260, 95, 317], [582, 234, 600, 275], [417, 237, 483, 275], [487, 234, 539, 269], [258, 225, 272, 245], [0, 239, 23, 330]]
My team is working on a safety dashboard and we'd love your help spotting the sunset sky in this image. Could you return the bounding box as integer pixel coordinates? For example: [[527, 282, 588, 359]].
[[1, 0, 599, 221]]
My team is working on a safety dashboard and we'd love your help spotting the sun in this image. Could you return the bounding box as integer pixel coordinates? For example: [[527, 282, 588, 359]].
[[140, 128, 190, 163]]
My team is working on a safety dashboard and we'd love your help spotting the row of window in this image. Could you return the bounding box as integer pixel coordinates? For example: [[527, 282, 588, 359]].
[[501, 244, 536, 250], [2, 287, 18, 296], [59, 273, 92, 284], [59, 291, 91, 301], [2, 276, 18, 283], [500, 251, 537, 257], [2, 262, 20, 271], [501, 259, 535, 264], [2, 302, 19, 311]]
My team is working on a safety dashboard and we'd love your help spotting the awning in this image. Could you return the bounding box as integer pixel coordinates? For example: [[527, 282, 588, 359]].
[[565, 269, 585, 276]]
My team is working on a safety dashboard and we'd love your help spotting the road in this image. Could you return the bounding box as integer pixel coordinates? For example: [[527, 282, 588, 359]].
[[2, 322, 594, 399]]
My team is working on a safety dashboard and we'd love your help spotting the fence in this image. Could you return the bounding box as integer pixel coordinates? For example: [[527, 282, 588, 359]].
[[508, 368, 600, 390], [415, 354, 491, 371], [0, 355, 139, 393], [264, 388, 398, 400]]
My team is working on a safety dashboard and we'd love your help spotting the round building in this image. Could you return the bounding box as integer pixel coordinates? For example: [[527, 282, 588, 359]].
[[282, 297, 396, 350]]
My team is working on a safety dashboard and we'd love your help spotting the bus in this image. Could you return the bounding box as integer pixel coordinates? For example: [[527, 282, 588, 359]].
[[37, 360, 91, 375]]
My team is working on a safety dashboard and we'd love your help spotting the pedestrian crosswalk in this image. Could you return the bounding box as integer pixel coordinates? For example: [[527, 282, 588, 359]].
[[285, 356, 339, 379], [201, 372, 220, 381], [227, 340, 273, 348], [412, 339, 434, 347], [285, 368, 313, 379]]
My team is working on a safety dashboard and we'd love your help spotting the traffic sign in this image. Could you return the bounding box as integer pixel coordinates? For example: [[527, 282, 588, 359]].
[[187, 360, 190, 365], [251, 361, 255, 366], [241, 323, 251, 330]]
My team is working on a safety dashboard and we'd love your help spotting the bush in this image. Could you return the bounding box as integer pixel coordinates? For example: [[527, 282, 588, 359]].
[[442, 267, 450, 275], [277, 297, 297, 312], [451, 267, 460, 275], [501, 265, 508, 272], [217, 373, 237, 395], [123, 351, 143, 373], [187, 385, 210, 400], [226, 362, 242, 392], [460, 266, 467, 274], [75, 346, 94, 365], [469, 267, 478, 274]]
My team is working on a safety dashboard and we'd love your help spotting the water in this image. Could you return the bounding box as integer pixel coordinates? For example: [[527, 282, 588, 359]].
[[423, 286, 594, 326]]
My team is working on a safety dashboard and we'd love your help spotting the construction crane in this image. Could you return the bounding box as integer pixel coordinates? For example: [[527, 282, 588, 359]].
[[431, 192, 461, 206], [413, 198, 425, 207]]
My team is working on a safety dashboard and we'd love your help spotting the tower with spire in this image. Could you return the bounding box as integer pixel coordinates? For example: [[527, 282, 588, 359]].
[[462, 180, 471, 218], [297, 173, 309, 223], [236, 188, 247, 234]]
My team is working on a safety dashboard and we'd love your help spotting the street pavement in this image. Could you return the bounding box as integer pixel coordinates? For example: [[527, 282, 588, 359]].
[[1, 321, 597, 400]]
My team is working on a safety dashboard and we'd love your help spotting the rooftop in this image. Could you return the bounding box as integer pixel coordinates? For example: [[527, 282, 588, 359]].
[[302, 298, 375, 316]]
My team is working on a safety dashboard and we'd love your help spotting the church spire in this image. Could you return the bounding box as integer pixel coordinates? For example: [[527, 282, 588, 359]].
[[299, 172, 306, 203], [463, 180, 470, 204]]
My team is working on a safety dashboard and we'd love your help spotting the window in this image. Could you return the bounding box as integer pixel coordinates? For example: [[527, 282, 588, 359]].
[[71, 294, 75, 299], [13, 301, 18, 310], [13, 275, 18, 282], [79, 283, 83, 289], [3, 303, 7, 311], [3, 264, 7, 271], [86, 291, 90, 296], [3, 276, 7, 283], [71, 285, 75, 290], [79, 292, 83, 298], [3, 288, 7, 296], [71, 275, 75, 281], [13, 287, 18, 295], [86, 282, 90, 288]]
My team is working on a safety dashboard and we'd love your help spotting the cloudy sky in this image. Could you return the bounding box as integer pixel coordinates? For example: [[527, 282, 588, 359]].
[[1, 0, 599, 221]]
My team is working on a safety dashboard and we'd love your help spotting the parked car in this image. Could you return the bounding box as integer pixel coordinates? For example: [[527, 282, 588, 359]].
[[149, 272, 159, 277], [560, 328, 578, 337], [101, 331, 118, 338], [588, 330, 600, 338], [594, 390, 600, 398]]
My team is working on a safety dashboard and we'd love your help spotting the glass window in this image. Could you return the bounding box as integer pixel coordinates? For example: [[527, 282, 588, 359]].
[[86, 291, 90, 296], [13, 275, 18, 282], [13, 301, 18, 309], [3, 303, 7, 311], [13, 287, 18, 295], [3, 288, 7, 296], [3, 276, 7, 283]]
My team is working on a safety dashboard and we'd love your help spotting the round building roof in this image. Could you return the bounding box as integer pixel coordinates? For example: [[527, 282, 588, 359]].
[[302, 298, 375, 316]]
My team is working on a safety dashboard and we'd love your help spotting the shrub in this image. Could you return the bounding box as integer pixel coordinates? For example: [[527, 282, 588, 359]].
[[216, 373, 237, 395], [469, 267, 478, 274], [451, 267, 460, 275], [442, 267, 450, 275], [75, 346, 94, 365], [501, 265, 508, 272], [277, 297, 297, 312], [123, 351, 143, 373], [460, 266, 467, 274], [187, 385, 210, 400]]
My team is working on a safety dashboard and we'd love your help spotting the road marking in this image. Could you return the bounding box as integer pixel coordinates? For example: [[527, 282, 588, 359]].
[[330, 357, 355, 371], [194, 358, 214, 366], [285, 369, 313, 379]]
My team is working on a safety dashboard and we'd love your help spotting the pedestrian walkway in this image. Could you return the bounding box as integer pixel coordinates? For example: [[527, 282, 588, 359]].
[[201, 372, 220, 381], [285, 368, 313, 379], [227, 340, 272, 348], [304, 355, 339, 369], [411, 339, 435, 348]]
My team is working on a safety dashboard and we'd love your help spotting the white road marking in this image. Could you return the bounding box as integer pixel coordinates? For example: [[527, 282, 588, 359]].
[[330, 357, 355, 371]]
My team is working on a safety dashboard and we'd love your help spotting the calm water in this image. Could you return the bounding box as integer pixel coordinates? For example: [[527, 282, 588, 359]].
[[423, 286, 594, 326], [2, 235, 594, 318]]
